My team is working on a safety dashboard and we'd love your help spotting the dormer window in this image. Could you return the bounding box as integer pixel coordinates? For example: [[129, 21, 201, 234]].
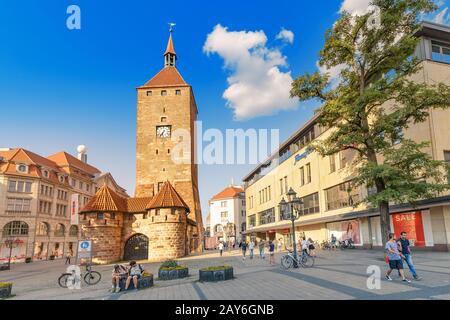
[[43, 170, 49, 178], [17, 164, 28, 173], [59, 175, 65, 183]]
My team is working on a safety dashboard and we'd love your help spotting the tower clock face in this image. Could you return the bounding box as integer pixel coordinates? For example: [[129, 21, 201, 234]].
[[156, 125, 171, 138]]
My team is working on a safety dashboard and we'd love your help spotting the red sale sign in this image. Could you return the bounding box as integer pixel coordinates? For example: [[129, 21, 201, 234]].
[[392, 211, 425, 247]]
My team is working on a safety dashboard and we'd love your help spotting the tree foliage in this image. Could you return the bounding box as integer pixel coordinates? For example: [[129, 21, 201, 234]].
[[291, 0, 450, 243]]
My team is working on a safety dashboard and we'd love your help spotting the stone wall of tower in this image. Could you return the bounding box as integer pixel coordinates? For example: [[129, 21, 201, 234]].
[[80, 212, 123, 264], [135, 84, 204, 251], [122, 208, 188, 262], [147, 208, 187, 261]]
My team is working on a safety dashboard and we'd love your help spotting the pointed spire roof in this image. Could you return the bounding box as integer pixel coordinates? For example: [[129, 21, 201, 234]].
[[80, 185, 128, 213], [146, 181, 190, 212], [164, 33, 176, 56]]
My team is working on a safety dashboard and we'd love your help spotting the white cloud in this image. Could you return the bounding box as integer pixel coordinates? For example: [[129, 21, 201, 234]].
[[340, 0, 372, 16], [276, 28, 294, 44], [434, 7, 450, 24], [203, 24, 298, 120], [317, 62, 347, 89]]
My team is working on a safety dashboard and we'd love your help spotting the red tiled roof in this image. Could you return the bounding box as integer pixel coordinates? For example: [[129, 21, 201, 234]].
[[146, 181, 190, 212], [211, 186, 244, 201], [126, 197, 152, 213], [80, 185, 127, 213], [142, 66, 187, 88], [47, 151, 101, 176], [165, 33, 176, 56]]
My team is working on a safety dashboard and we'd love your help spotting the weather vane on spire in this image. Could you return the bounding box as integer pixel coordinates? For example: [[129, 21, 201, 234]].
[[168, 22, 176, 33]]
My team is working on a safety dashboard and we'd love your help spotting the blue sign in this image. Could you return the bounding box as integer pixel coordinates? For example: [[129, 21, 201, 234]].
[[294, 148, 313, 163], [80, 241, 89, 249]]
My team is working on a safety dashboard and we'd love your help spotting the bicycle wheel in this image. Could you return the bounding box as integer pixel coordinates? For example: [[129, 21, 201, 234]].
[[84, 271, 102, 285], [281, 255, 293, 269], [58, 273, 71, 288], [301, 255, 315, 268]]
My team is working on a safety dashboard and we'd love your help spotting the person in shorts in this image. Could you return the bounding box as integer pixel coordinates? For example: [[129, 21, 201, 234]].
[[385, 233, 410, 283], [125, 261, 144, 291], [111, 264, 128, 293]]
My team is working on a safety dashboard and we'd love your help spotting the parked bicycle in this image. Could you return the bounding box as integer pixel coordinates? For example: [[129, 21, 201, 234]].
[[339, 238, 355, 250], [281, 249, 315, 269], [58, 263, 102, 288], [320, 240, 332, 250]]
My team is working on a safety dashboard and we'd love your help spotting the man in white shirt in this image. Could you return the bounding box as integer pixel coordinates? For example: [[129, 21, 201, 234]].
[[218, 242, 224, 256]]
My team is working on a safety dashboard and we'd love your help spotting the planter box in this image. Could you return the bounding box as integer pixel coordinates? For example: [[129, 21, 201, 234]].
[[25, 258, 32, 264], [119, 274, 153, 291], [0, 284, 12, 299], [199, 267, 234, 282], [158, 267, 189, 280], [0, 265, 10, 271]]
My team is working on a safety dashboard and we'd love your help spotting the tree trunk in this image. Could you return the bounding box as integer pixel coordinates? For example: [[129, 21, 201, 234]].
[[379, 200, 391, 248]]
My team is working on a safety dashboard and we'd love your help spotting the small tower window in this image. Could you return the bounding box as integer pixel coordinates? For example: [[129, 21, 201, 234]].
[[175, 90, 181, 95], [161, 90, 167, 96], [161, 117, 167, 122], [163, 107, 166, 113], [156, 149, 159, 155], [168, 149, 170, 154], [146, 91, 152, 96]]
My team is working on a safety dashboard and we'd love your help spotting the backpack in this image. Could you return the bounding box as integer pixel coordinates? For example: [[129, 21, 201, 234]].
[[138, 264, 144, 273]]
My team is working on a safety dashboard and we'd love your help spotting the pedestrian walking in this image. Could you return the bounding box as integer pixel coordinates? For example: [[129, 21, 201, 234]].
[[249, 240, 255, 259], [268, 241, 275, 265], [218, 242, 224, 257], [385, 233, 411, 283], [277, 239, 283, 252], [308, 238, 316, 257], [241, 241, 248, 260], [259, 240, 266, 259], [398, 231, 421, 280], [65, 251, 72, 265]]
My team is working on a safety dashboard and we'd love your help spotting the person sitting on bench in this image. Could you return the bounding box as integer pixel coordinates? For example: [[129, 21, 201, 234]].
[[124, 261, 144, 291]]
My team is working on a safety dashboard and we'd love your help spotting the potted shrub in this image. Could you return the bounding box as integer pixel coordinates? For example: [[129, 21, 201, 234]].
[[158, 260, 189, 280], [25, 257, 32, 263], [0, 282, 12, 299], [199, 266, 234, 282]]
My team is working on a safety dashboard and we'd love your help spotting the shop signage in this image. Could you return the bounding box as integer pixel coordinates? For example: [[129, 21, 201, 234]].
[[392, 211, 425, 247], [71, 194, 79, 225], [294, 148, 313, 163]]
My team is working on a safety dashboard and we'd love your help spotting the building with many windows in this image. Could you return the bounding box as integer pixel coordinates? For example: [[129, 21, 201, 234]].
[[0, 147, 126, 263], [208, 186, 246, 246], [242, 21, 450, 251]]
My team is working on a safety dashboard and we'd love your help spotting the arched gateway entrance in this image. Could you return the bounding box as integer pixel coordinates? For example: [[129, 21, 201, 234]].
[[123, 234, 149, 261]]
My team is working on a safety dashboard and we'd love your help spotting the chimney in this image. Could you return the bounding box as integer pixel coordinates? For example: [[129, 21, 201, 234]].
[[77, 145, 88, 163]]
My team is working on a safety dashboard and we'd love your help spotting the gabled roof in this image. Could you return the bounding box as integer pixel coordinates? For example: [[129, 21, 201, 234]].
[[141, 66, 188, 88], [146, 181, 190, 212], [80, 185, 128, 213], [48, 151, 101, 176], [211, 186, 244, 202], [0, 149, 68, 185]]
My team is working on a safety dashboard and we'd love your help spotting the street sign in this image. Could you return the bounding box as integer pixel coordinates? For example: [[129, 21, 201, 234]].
[[77, 240, 92, 259]]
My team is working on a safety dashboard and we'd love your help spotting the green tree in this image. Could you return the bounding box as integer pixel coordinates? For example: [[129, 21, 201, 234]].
[[291, 0, 450, 246]]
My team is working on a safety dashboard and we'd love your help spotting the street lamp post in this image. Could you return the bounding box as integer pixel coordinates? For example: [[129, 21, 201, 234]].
[[279, 188, 303, 268]]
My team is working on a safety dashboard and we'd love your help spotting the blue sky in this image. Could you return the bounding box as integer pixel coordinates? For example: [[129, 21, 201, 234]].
[[1, 0, 448, 219]]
